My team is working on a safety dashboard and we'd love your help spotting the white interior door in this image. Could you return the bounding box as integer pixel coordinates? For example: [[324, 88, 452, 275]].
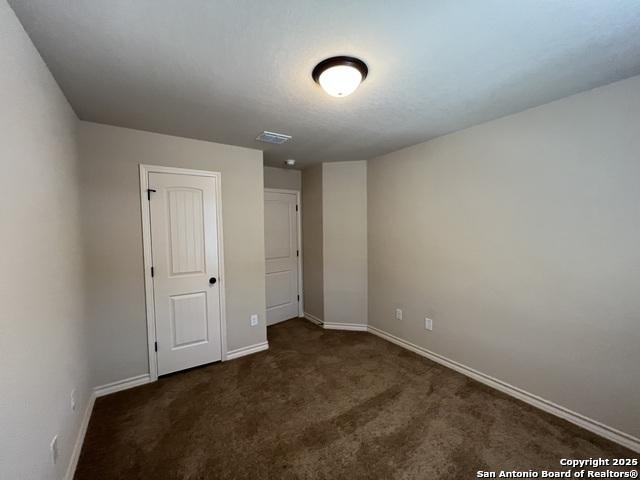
[[265, 190, 300, 325], [149, 171, 222, 375]]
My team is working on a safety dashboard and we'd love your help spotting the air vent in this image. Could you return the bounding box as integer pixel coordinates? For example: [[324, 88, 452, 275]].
[[256, 131, 292, 145]]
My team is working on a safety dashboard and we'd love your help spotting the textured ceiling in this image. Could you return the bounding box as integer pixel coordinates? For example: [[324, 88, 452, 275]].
[[9, 0, 640, 168]]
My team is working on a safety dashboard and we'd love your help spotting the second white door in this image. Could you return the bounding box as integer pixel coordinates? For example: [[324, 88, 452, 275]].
[[264, 190, 300, 325]]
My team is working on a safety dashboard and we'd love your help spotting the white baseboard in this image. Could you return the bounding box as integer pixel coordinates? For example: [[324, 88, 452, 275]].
[[94, 373, 151, 398], [324, 322, 368, 331], [226, 341, 269, 360], [303, 313, 367, 332], [303, 312, 324, 325], [367, 325, 640, 453], [64, 392, 95, 480]]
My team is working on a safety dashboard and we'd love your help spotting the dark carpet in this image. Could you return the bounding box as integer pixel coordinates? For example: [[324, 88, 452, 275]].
[[75, 318, 635, 479]]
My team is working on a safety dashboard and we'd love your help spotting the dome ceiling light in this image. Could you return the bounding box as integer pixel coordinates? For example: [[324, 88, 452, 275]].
[[312, 56, 368, 98]]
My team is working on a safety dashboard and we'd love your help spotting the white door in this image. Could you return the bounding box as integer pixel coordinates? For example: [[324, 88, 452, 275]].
[[264, 190, 300, 325], [149, 171, 222, 375]]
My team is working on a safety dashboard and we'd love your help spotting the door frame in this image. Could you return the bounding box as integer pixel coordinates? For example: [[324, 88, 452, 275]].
[[264, 188, 303, 319], [139, 164, 228, 382]]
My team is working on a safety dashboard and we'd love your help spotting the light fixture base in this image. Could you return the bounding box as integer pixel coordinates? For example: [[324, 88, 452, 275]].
[[312, 56, 368, 84]]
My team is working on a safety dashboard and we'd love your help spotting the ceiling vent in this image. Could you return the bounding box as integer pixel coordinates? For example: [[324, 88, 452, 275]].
[[256, 131, 292, 145]]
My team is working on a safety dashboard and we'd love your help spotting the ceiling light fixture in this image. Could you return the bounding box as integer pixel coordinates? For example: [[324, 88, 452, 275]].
[[285, 159, 296, 167], [312, 56, 368, 97]]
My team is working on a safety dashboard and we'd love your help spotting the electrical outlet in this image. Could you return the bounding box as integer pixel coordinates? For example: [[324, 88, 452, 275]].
[[70, 389, 76, 411], [250, 314, 258, 327], [395, 308, 403, 321], [425, 317, 433, 331], [50, 435, 59, 465]]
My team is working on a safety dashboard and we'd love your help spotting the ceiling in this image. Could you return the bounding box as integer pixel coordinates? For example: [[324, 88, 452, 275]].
[[9, 0, 640, 168]]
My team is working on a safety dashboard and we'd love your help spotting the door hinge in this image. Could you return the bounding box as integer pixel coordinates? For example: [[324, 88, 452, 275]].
[[296, 250, 299, 257], [151, 266, 155, 277], [154, 341, 158, 352], [147, 188, 157, 200], [296, 205, 298, 212], [297, 294, 300, 301]]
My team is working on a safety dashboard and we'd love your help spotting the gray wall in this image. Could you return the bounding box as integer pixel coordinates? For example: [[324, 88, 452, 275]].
[[79, 122, 267, 387], [302, 165, 324, 320], [368, 75, 640, 438], [0, 2, 90, 478], [323, 162, 368, 326], [264, 166, 301, 191]]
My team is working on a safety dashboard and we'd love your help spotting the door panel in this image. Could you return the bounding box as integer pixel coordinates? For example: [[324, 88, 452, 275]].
[[266, 270, 295, 308], [265, 202, 292, 259], [149, 172, 222, 375], [265, 191, 299, 325], [170, 292, 208, 348], [167, 188, 205, 276]]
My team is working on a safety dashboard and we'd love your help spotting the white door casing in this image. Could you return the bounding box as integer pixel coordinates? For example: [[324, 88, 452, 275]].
[[264, 190, 302, 325], [140, 165, 226, 379]]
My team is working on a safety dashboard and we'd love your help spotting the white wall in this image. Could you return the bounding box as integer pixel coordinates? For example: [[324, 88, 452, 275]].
[[0, 2, 90, 479], [302, 165, 324, 320], [264, 166, 301, 191], [322, 162, 368, 327], [79, 122, 267, 387], [368, 75, 640, 439]]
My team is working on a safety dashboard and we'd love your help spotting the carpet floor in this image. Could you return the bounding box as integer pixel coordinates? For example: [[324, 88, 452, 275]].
[[75, 318, 635, 479]]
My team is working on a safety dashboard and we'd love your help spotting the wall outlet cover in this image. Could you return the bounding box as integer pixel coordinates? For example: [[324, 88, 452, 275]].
[[395, 308, 403, 321], [70, 388, 76, 411], [425, 317, 433, 331], [250, 314, 259, 327]]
